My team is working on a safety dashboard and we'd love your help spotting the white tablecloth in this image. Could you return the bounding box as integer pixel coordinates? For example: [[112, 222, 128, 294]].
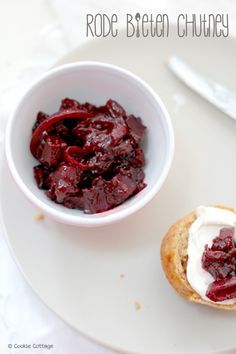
[[1, 1, 236, 353]]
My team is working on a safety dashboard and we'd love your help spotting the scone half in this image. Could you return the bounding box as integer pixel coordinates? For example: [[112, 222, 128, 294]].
[[160, 205, 236, 310]]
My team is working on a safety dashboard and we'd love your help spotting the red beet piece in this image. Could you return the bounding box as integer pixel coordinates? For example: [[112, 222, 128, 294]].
[[80, 102, 99, 114], [206, 276, 236, 302], [82, 177, 111, 214], [73, 115, 113, 149], [37, 135, 67, 167], [82, 167, 142, 214], [202, 257, 234, 281], [105, 99, 126, 118], [211, 228, 235, 251], [202, 228, 236, 282], [33, 165, 50, 189], [130, 148, 145, 168], [113, 140, 133, 157], [111, 123, 127, 145], [32, 111, 49, 132], [84, 130, 113, 151], [85, 151, 113, 174], [46, 164, 81, 204], [126, 115, 146, 144], [73, 114, 127, 149], [63, 194, 84, 209], [60, 97, 81, 111], [202, 247, 229, 263], [109, 168, 137, 203]]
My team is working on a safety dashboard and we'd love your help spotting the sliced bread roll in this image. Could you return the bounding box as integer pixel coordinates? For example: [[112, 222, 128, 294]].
[[160, 206, 236, 310]]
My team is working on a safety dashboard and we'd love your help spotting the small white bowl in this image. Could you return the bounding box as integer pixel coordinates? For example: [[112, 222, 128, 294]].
[[6, 62, 174, 227]]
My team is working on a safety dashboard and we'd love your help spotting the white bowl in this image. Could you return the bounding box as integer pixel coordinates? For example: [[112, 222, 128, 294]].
[[6, 62, 174, 227]]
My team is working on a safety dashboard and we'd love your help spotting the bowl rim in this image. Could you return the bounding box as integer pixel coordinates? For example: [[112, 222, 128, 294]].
[[5, 61, 174, 227]]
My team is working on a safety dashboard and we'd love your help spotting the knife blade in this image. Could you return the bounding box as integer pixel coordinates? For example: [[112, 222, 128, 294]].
[[168, 56, 236, 120]]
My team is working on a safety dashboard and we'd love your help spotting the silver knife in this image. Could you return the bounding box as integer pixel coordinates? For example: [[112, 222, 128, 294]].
[[168, 56, 236, 120]]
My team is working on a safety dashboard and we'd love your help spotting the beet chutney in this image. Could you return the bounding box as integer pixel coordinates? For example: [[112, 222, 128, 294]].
[[30, 98, 147, 214]]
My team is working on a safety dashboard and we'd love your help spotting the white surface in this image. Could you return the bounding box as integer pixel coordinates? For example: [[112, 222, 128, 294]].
[[2, 27, 236, 354], [1, 1, 236, 354], [6, 62, 174, 227]]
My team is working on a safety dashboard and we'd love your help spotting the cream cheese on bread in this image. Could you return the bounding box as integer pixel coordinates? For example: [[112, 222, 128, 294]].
[[187, 206, 236, 304]]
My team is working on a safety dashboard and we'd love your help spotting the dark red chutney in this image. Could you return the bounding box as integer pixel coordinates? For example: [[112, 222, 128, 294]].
[[202, 227, 236, 302], [30, 98, 147, 214]]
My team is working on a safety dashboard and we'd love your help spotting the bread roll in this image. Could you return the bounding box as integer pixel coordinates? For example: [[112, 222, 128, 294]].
[[160, 206, 236, 310]]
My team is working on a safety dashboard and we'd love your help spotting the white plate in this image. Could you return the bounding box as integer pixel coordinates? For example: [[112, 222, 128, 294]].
[[2, 29, 236, 354]]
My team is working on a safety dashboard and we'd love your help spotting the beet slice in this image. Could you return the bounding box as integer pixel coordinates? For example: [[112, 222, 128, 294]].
[[30, 109, 93, 158], [206, 276, 236, 302]]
